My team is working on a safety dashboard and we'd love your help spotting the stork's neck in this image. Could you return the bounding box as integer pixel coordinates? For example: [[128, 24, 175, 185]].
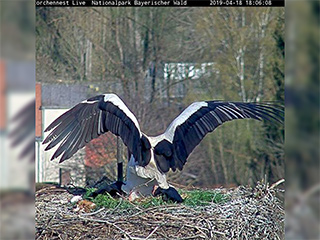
[[143, 133, 165, 148]]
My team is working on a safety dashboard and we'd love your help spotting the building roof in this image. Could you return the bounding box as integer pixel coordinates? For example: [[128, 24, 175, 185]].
[[41, 83, 88, 108]]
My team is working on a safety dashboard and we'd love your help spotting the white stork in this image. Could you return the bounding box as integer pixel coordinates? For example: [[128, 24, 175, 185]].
[[43, 93, 283, 202]]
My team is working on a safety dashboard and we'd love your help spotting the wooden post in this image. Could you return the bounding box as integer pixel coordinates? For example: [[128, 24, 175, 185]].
[[59, 168, 62, 186], [116, 136, 123, 182]]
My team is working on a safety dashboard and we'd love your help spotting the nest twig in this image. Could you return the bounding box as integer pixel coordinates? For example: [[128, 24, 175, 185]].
[[35, 180, 284, 239]]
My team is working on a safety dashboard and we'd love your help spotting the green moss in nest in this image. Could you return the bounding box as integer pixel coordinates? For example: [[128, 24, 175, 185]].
[[181, 189, 230, 206], [83, 188, 230, 209]]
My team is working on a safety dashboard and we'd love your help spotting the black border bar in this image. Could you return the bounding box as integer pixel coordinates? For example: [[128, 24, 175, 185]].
[[36, 0, 285, 7]]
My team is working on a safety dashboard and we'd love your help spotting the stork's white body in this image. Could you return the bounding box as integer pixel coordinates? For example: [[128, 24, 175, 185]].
[[122, 135, 170, 200]]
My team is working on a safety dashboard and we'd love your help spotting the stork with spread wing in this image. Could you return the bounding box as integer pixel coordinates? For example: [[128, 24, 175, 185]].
[[43, 93, 283, 202]]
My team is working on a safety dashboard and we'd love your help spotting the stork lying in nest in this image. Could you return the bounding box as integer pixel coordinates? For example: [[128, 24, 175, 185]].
[[43, 93, 283, 203]]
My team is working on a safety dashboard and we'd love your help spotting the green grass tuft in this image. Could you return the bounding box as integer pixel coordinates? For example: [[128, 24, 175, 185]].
[[83, 188, 230, 210], [180, 189, 230, 206], [83, 188, 96, 199], [83, 188, 131, 209], [93, 194, 133, 209]]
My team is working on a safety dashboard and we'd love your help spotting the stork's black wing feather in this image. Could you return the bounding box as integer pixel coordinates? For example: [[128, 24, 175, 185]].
[[154, 101, 284, 173], [43, 94, 142, 164]]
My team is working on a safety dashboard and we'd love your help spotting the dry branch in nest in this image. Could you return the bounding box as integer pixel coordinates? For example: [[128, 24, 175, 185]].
[[36, 180, 284, 239]]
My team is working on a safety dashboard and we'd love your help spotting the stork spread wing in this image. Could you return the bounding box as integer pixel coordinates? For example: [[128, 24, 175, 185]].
[[153, 101, 284, 173], [43, 94, 142, 164]]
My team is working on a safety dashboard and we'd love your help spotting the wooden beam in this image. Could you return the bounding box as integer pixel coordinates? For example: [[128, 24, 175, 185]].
[[116, 136, 123, 182]]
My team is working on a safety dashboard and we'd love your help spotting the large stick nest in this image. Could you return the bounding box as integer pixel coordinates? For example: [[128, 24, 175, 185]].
[[36, 181, 284, 239]]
